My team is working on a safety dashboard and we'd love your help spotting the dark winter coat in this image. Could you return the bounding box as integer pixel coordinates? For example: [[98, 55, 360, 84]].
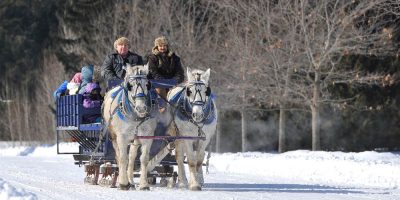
[[101, 51, 144, 81], [147, 48, 185, 84]]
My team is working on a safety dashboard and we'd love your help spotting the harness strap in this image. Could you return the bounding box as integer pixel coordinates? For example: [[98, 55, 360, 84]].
[[89, 94, 121, 164], [89, 120, 109, 164], [134, 118, 146, 136]]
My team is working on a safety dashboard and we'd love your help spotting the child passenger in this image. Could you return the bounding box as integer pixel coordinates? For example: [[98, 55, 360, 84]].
[[82, 82, 103, 123]]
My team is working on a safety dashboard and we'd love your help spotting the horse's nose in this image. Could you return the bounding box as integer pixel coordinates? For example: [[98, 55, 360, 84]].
[[136, 105, 147, 113], [192, 111, 204, 122]]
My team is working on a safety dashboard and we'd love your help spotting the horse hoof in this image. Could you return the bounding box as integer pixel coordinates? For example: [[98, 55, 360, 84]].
[[189, 185, 202, 191], [119, 183, 132, 190], [178, 182, 187, 189], [160, 178, 168, 187], [140, 186, 150, 191]]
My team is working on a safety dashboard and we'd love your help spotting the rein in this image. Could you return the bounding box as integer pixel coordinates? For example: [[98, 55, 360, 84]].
[[90, 90, 122, 164]]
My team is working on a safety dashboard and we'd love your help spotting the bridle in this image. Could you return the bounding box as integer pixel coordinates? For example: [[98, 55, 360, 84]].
[[122, 73, 153, 118], [183, 81, 212, 122], [125, 74, 151, 98]]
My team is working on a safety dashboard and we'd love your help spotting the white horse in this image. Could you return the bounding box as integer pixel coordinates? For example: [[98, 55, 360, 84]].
[[167, 67, 218, 190], [102, 64, 157, 190]]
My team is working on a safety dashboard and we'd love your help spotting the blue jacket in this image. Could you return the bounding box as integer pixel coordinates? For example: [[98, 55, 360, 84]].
[[53, 80, 68, 100]]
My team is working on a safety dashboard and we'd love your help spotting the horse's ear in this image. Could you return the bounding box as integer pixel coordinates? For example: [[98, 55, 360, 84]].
[[187, 67, 193, 82], [126, 66, 134, 75], [202, 68, 211, 84]]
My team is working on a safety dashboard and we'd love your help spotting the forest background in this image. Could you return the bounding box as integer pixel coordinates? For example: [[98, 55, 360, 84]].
[[0, 0, 400, 153]]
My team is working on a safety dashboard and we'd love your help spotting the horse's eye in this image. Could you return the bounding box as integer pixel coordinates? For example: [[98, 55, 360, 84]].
[[186, 89, 192, 96]]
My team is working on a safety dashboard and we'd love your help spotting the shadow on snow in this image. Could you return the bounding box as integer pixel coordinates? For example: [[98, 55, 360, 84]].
[[203, 183, 388, 195]]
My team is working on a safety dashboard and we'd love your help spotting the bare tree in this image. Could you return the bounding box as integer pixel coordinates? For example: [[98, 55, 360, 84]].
[[207, 0, 399, 152], [286, 0, 398, 150]]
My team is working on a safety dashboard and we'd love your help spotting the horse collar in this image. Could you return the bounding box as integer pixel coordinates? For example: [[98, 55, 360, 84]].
[[115, 88, 155, 122]]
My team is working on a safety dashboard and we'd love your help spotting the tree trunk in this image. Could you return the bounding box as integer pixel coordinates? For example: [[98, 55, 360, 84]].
[[5, 79, 14, 144], [23, 86, 31, 142], [241, 109, 248, 152], [311, 80, 321, 151], [279, 67, 293, 153], [7, 102, 13, 142], [278, 107, 287, 153]]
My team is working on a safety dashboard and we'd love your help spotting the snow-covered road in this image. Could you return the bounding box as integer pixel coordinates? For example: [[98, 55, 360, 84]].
[[0, 144, 399, 200]]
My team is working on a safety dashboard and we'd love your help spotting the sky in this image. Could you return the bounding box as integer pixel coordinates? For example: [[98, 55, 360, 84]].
[[0, 142, 400, 200]]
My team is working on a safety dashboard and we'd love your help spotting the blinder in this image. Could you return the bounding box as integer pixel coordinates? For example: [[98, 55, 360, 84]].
[[126, 82, 133, 91], [185, 81, 211, 106], [186, 88, 192, 96], [146, 81, 152, 91], [206, 86, 211, 96], [125, 74, 150, 97], [186, 86, 211, 97], [182, 81, 214, 123]]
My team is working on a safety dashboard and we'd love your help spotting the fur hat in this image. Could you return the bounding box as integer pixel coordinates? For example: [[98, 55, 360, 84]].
[[114, 37, 130, 50], [67, 82, 80, 95], [154, 36, 169, 47], [152, 46, 174, 56]]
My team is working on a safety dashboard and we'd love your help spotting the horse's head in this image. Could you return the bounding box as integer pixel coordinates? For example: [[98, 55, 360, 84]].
[[185, 67, 212, 123], [124, 64, 152, 118]]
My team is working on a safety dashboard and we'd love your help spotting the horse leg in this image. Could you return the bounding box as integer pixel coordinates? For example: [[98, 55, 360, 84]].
[[117, 137, 130, 190], [184, 142, 201, 191], [175, 141, 188, 188], [111, 139, 119, 165], [127, 141, 139, 188], [138, 142, 151, 190], [196, 147, 206, 186]]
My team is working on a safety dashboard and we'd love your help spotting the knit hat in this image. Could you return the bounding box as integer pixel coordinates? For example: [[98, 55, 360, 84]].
[[81, 65, 94, 83], [78, 65, 94, 94], [70, 72, 82, 83], [114, 37, 130, 50], [154, 36, 169, 46], [67, 82, 80, 95]]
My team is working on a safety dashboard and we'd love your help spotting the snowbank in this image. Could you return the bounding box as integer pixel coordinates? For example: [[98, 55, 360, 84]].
[[0, 178, 37, 200], [0, 143, 79, 157], [210, 150, 400, 188]]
